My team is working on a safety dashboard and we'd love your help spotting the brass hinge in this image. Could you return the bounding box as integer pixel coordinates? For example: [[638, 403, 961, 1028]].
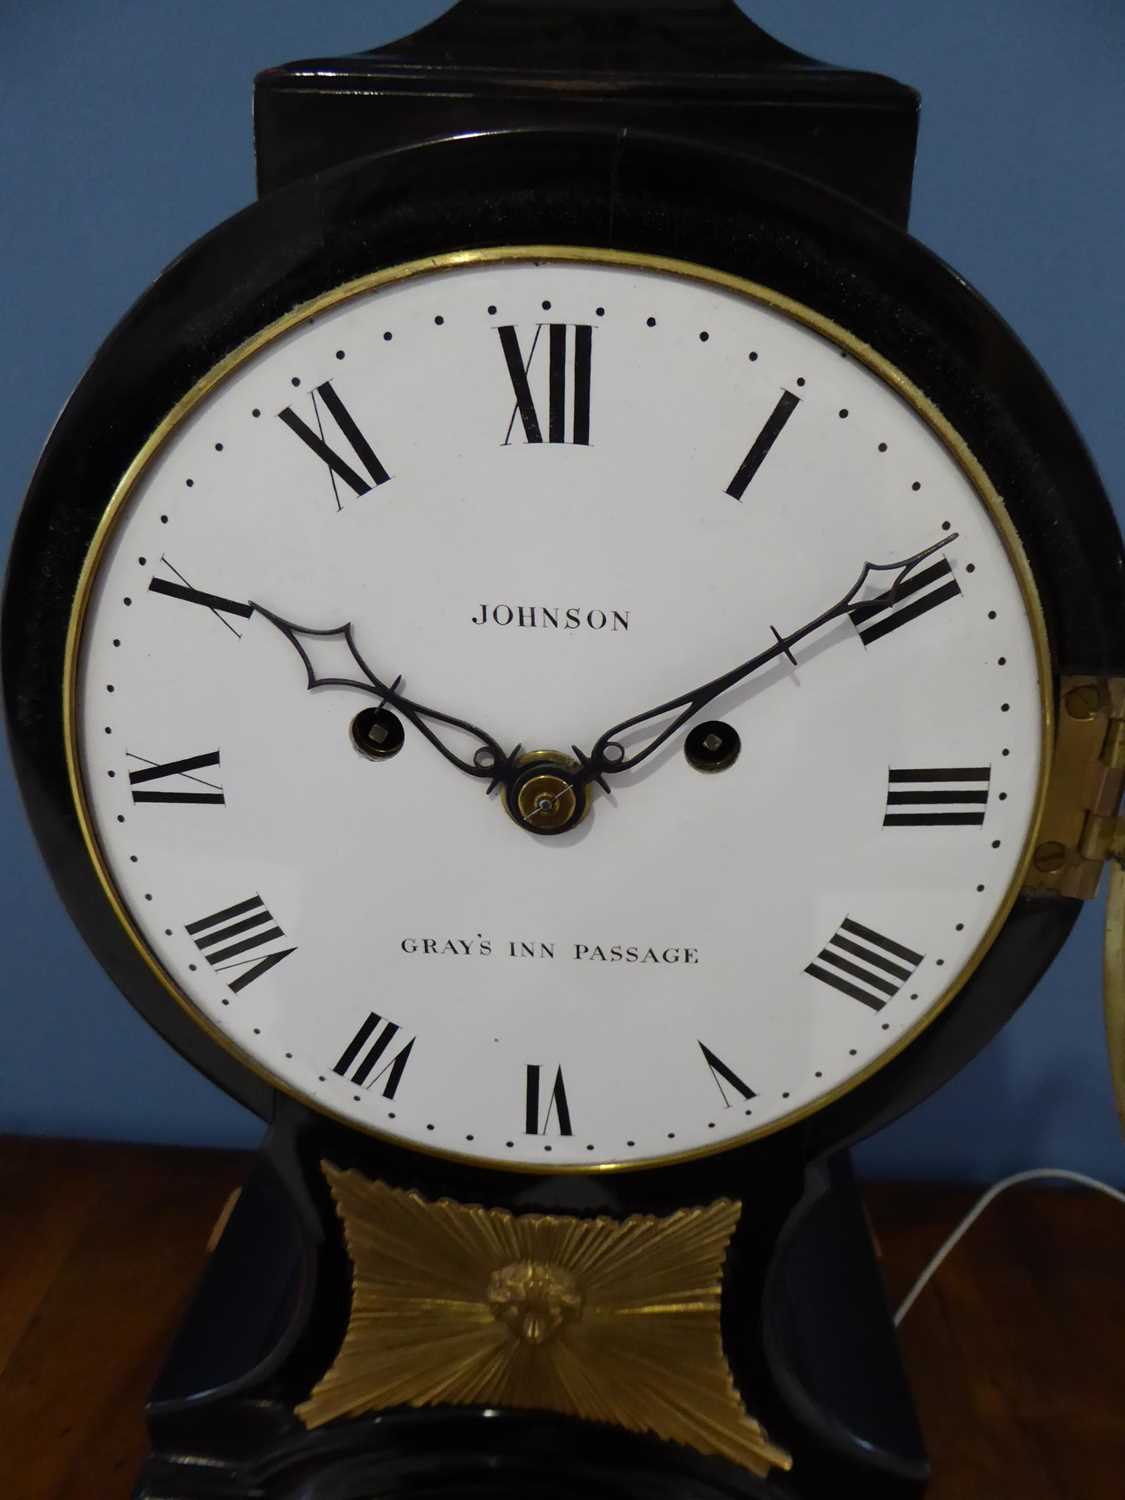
[[1025, 676, 1125, 1135], [1106, 866, 1125, 1134], [1025, 676, 1125, 900]]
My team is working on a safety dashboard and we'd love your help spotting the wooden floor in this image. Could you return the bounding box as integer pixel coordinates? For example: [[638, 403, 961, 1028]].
[[0, 1138, 1122, 1498]]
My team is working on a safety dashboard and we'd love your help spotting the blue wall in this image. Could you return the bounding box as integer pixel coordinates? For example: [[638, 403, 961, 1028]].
[[2, 1, 1123, 1181]]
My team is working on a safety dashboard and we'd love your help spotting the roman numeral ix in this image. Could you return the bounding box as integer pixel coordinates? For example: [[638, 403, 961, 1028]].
[[128, 750, 224, 805], [278, 382, 390, 507], [334, 1012, 415, 1098], [805, 917, 924, 1012], [884, 767, 991, 827], [849, 557, 961, 646], [725, 389, 801, 500], [185, 895, 296, 995], [525, 1063, 573, 1135], [499, 323, 592, 446]]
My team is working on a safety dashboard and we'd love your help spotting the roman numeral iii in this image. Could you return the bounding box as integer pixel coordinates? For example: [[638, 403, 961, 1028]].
[[278, 382, 390, 506], [128, 750, 224, 805], [525, 1063, 573, 1135], [849, 557, 961, 646], [884, 767, 991, 827], [498, 324, 592, 445], [805, 917, 923, 1012], [185, 895, 296, 994], [334, 1013, 415, 1098]]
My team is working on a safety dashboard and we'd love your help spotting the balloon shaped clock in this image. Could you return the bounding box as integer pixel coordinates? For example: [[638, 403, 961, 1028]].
[[4, 4, 1124, 1497]]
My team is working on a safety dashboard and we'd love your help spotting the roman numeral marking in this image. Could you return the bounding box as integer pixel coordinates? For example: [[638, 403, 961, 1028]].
[[128, 750, 224, 804], [498, 323, 592, 446], [699, 1042, 756, 1107], [525, 1063, 573, 1135], [278, 382, 390, 507], [884, 767, 991, 827], [185, 895, 295, 994], [725, 389, 800, 500], [805, 917, 923, 1012], [849, 557, 961, 646], [333, 1012, 415, 1098], [149, 559, 252, 638]]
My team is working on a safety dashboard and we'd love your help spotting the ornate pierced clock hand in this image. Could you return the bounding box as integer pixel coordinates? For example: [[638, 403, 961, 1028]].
[[251, 604, 512, 783], [253, 536, 956, 832], [574, 534, 960, 785]]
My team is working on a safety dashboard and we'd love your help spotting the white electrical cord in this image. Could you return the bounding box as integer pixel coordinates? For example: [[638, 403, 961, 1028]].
[[893, 1167, 1125, 1327]]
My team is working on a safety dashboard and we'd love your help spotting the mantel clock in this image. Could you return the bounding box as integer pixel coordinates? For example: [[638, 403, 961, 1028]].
[[4, 4, 1124, 1496]]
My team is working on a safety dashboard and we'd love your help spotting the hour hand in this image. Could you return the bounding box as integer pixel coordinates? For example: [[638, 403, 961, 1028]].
[[251, 604, 510, 783]]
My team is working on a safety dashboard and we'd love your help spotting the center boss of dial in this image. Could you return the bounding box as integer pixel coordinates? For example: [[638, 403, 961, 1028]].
[[502, 750, 590, 835]]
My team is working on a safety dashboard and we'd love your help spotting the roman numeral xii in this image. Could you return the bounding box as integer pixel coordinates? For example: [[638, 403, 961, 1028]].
[[499, 323, 592, 446]]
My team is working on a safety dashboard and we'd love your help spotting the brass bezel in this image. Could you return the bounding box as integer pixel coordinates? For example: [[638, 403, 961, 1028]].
[[63, 245, 1054, 1175]]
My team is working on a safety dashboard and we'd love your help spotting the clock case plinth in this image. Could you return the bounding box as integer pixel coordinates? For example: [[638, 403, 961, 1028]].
[[135, 1101, 926, 1500]]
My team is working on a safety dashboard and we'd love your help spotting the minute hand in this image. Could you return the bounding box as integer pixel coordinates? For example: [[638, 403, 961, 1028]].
[[580, 535, 958, 780]]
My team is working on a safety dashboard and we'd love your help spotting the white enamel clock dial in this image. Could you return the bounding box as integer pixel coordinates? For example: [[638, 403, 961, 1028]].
[[71, 251, 1047, 1170]]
